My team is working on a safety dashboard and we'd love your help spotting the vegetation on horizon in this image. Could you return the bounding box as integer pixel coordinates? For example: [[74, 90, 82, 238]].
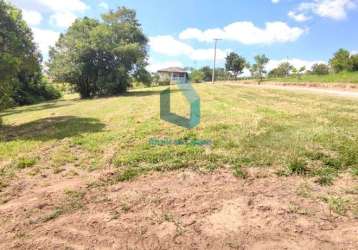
[[187, 48, 358, 84]]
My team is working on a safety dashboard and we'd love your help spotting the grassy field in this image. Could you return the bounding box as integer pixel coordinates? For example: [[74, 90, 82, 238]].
[[267, 71, 358, 85], [1, 84, 358, 187], [1, 84, 358, 248]]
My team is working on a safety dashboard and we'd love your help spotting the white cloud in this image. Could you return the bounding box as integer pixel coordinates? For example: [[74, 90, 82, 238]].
[[291, 0, 357, 21], [10, 0, 88, 28], [149, 36, 193, 57], [351, 50, 358, 55], [288, 11, 311, 22], [272, 0, 280, 4], [149, 35, 228, 61], [99, 2, 109, 9], [179, 21, 305, 45], [32, 28, 60, 57], [49, 11, 77, 28], [22, 9, 43, 26], [147, 60, 184, 73], [33, 0, 88, 13], [266, 58, 327, 72]]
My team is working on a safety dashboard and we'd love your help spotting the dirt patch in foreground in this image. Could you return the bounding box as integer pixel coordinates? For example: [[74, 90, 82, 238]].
[[0, 169, 357, 249]]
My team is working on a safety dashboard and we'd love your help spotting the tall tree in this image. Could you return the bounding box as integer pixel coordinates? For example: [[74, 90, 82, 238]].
[[251, 54, 270, 84], [225, 52, 247, 79], [329, 49, 352, 73], [48, 7, 149, 98], [0, 0, 59, 115]]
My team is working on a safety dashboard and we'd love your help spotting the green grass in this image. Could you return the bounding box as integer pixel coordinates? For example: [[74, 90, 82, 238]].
[[1, 85, 358, 185], [267, 71, 358, 85], [323, 196, 349, 215]]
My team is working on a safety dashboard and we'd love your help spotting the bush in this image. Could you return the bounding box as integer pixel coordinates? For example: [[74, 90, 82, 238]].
[[311, 63, 330, 75], [190, 70, 204, 83], [269, 62, 293, 77], [40, 81, 62, 100], [12, 78, 61, 105], [351, 54, 358, 71]]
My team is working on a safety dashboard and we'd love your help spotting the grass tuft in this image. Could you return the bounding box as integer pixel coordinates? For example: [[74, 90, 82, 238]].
[[314, 168, 337, 186], [287, 158, 308, 175], [323, 196, 349, 216], [16, 157, 37, 169], [115, 168, 141, 182], [233, 165, 248, 179]]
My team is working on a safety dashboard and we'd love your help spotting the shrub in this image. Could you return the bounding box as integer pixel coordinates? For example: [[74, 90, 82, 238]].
[[190, 69, 205, 83], [311, 63, 330, 75], [12, 78, 61, 105], [16, 157, 37, 169]]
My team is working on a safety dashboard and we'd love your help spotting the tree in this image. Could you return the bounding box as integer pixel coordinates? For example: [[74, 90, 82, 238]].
[[269, 62, 294, 78], [311, 63, 329, 75], [200, 66, 212, 82], [329, 49, 352, 73], [190, 69, 205, 83], [48, 7, 149, 98], [0, 0, 59, 115], [291, 67, 298, 77], [298, 66, 306, 79], [225, 52, 247, 79], [214, 68, 228, 81], [351, 54, 358, 71], [251, 54, 269, 84]]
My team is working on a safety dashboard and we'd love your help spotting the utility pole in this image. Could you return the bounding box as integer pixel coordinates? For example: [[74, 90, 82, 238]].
[[286, 56, 289, 78], [212, 38, 222, 84]]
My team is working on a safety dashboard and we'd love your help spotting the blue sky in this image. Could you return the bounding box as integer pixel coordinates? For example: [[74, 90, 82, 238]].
[[9, 0, 358, 72]]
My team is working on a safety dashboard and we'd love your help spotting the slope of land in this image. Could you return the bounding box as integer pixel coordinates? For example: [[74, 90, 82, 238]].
[[0, 85, 357, 249], [268, 71, 358, 85], [223, 82, 358, 98]]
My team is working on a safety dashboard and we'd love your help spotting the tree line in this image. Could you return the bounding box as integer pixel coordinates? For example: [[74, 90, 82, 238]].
[[0, 0, 61, 120], [187, 48, 358, 83]]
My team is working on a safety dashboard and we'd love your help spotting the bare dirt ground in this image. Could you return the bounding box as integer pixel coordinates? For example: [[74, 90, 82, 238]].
[[0, 167, 357, 250]]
